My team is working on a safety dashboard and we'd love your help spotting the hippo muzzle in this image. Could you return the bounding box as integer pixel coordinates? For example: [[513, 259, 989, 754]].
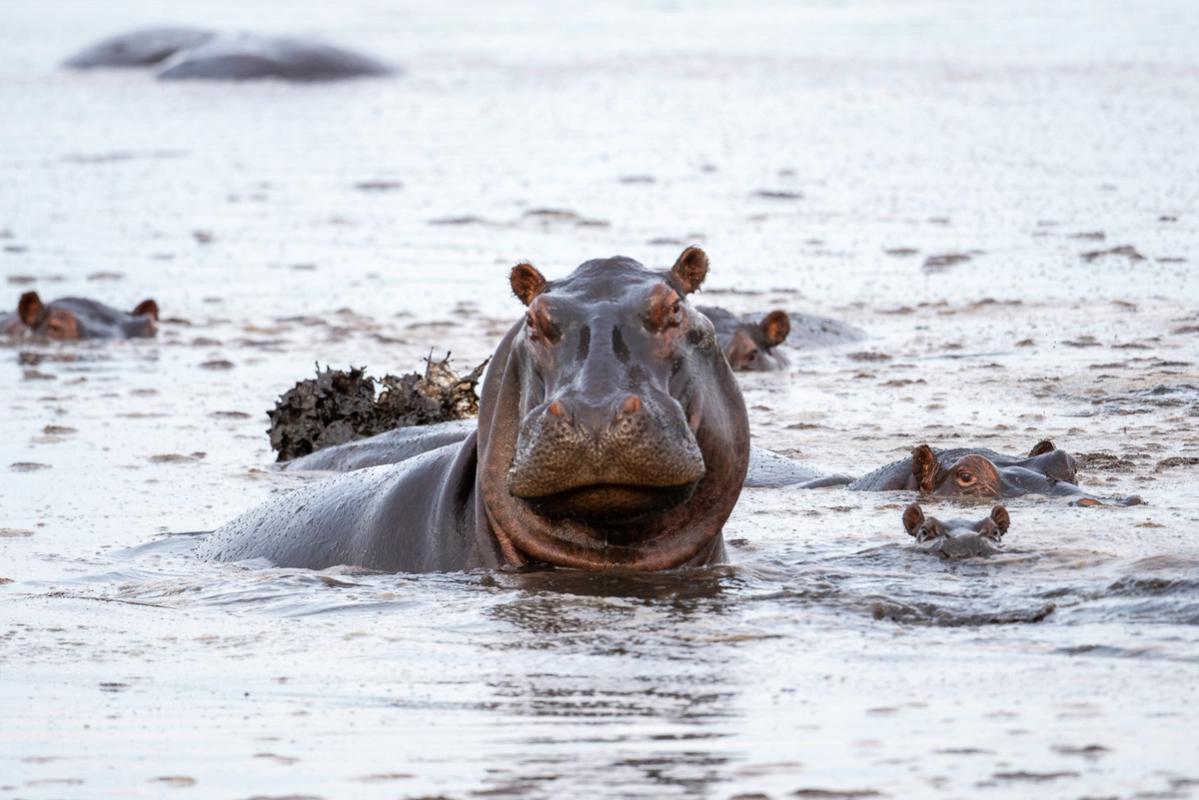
[[507, 387, 706, 525]]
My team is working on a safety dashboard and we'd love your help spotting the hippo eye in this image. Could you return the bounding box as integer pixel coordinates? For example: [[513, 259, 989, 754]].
[[671, 300, 681, 314], [956, 470, 976, 486]]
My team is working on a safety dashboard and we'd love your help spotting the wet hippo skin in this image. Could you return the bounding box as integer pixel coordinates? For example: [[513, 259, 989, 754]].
[[64, 29, 392, 82], [200, 247, 751, 572], [698, 305, 863, 371], [63, 27, 216, 69], [157, 34, 393, 82], [903, 504, 1010, 559], [3, 292, 158, 339]]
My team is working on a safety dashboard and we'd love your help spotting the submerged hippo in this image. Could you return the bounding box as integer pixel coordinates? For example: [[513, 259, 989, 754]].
[[157, 34, 393, 82], [697, 305, 863, 371], [2, 292, 158, 339], [64, 28, 392, 82], [64, 26, 215, 69], [903, 504, 1010, 559], [698, 306, 790, 371], [851, 441, 1075, 496], [200, 247, 750, 572]]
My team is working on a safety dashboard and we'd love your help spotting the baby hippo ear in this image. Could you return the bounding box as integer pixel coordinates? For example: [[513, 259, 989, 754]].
[[18, 291, 44, 326], [989, 505, 1010, 534], [1028, 439, 1056, 457], [131, 299, 159, 320], [510, 263, 547, 306], [902, 504, 925, 536], [670, 246, 709, 294], [911, 444, 939, 493], [759, 310, 790, 347]]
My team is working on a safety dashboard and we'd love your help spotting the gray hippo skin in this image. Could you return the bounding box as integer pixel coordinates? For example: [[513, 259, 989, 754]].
[[698, 305, 863, 371], [157, 34, 392, 82], [64, 27, 215, 69], [285, 419, 477, 472], [2, 292, 158, 339], [903, 504, 1010, 559], [199, 247, 751, 573]]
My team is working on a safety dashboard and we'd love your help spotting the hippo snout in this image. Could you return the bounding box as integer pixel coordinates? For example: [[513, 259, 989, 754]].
[[506, 391, 706, 523]]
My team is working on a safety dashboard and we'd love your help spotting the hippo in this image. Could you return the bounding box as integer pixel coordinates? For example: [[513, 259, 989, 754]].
[[2, 292, 158, 339], [902, 504, 1010, 559], [697, 305, 864, 371], [64, 28, 392, 82], [698, 306, 790, 371], [63, 27, 216, 69], [199, 247, 750, 572], [848, 440, 1141, 505], [157, 34, 393, 82]]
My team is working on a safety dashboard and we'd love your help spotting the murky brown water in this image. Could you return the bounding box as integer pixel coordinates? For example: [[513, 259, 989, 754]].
[[2, 1, 1198, 798]]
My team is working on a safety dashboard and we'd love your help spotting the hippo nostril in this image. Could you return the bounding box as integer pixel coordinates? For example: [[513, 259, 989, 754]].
[[548, 401, 567, 418], [620, 395, 642, 416]]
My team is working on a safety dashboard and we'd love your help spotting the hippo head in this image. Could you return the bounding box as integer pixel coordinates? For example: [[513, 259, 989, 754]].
[[910, 440, 1078, 498], [477, 247, 750, 570], [723, 310, 790, 371], [17, 292, 159, 339], [902, 503, 1010, 558]]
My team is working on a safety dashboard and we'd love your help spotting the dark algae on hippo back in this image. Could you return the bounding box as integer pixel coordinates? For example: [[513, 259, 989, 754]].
[[903, 504, 1011, 559], [2, 291, 158, 339], [200, 247, 750, 572]]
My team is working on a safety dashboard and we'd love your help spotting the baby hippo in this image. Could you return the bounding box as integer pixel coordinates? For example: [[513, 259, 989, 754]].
[[698, 305, 790, 371], [903, 504, 1010, 559], [2, 292, 159, 339]]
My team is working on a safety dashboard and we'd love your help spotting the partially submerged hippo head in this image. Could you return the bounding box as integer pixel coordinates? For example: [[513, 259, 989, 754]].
[[909, 440, 1078, 498], [12, 292, 159, 339], [721, 310, 791, 371], [481, 247, 750, 569], [903, 504, 1010, 559]]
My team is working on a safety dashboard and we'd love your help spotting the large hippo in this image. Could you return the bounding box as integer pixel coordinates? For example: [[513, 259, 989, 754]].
[[63, 27, 216, 69], [697, 305, 863, 371], [2, 292, 158, 339], [199, 247, 751, 572], [902, 504, 1010, 559]]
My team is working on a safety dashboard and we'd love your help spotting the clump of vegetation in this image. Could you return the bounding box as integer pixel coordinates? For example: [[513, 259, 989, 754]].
[[267, 354, 487, 461]]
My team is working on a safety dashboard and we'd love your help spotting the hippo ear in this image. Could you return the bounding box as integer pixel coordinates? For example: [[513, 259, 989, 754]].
[[670, 246, 708, 294], [509, 263, 547, 306], [902, 504, 925, 536], [911, 444, 940, 492], [990, 505, 1010, 534], [759, 310, 790, 347], [18, 291, 44, 326], [131, 299, 159, 320], [1028, 439, 1055, 457]]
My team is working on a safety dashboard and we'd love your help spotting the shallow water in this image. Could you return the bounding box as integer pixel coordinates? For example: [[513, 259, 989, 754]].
[[2, 1, 1199, 797]]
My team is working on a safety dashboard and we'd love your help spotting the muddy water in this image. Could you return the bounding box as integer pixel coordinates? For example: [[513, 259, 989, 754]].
[[2, 1, 1199, 797]]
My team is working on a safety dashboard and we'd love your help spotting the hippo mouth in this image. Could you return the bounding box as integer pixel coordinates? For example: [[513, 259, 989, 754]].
[[516, 481, 700, 526]]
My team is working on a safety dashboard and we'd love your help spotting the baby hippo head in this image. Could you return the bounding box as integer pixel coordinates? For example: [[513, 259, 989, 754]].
[[17, 292, 159, 339], [723, 310, 790, 371], [902, 504, 1010, 559]]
